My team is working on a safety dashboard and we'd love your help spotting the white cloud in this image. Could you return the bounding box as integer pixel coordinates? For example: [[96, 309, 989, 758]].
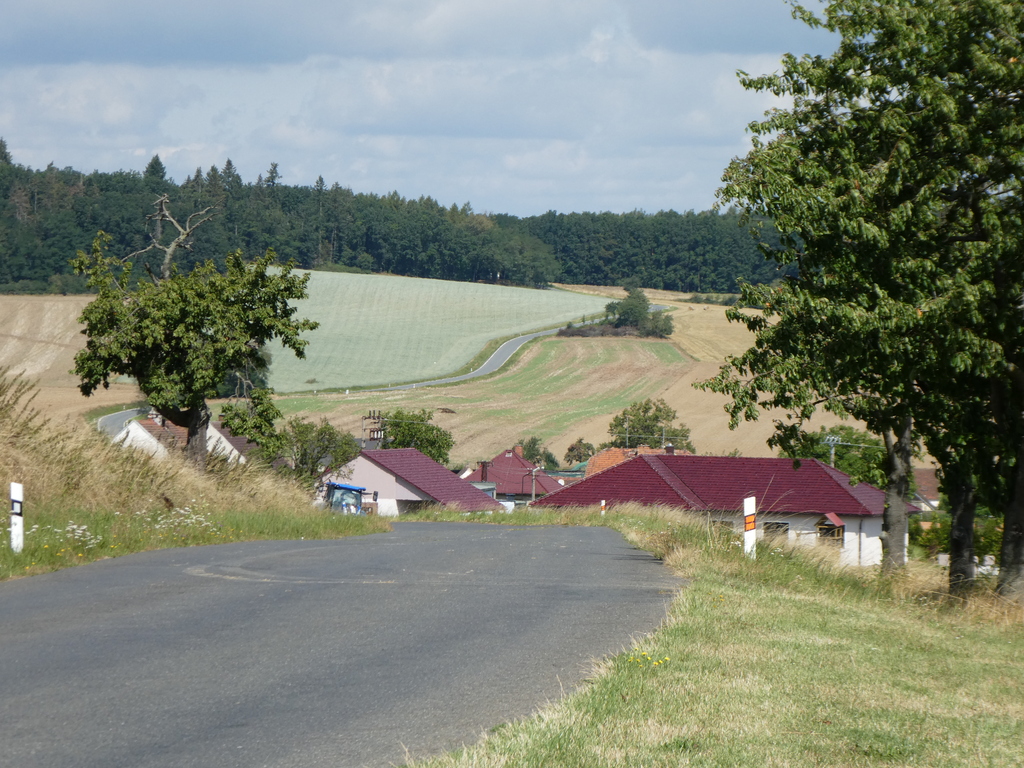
[[0, 1, 837, 214]]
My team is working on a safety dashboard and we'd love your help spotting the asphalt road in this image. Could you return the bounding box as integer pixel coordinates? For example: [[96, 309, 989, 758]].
[[0, 522, 682, 768]]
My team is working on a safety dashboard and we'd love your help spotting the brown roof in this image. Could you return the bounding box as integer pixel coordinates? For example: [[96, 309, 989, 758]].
[[360, 449, 502, 512], [585, 445, 685, 477], [538, 454, 920, 518], [133, 416, 255, 458], [464, 446, 563, 496], [913, 467, 941, 503]]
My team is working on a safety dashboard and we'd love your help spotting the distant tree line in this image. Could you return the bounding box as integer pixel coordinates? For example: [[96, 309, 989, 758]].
[[0, 141, 791, 294]]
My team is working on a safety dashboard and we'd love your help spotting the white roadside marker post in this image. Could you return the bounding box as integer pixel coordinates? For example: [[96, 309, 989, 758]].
[[743, 496, 756, 560], [10, 482, 24, 554]]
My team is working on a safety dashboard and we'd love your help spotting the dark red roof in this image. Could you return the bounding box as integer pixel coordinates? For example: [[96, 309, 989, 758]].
[[360, 449, 502, 512], [535, 454, 916, 517], [464, 447, 563, 496]]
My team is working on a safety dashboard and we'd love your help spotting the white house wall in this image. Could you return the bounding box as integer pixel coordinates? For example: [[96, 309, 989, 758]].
[[114, 421, 168, 459], [726, 513, 885, 567], [332, 456, 432, 518]]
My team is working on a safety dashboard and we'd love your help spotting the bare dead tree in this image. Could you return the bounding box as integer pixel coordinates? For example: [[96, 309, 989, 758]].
[[129, 195, 217, 282]]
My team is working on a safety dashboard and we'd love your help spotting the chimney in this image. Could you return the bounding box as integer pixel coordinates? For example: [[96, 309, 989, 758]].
[[665, 444, 675, 455], [513, 445, 524, 457], [479, 461, 489, 481]]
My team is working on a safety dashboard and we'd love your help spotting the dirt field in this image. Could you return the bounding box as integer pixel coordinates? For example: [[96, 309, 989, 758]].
[[0, 296, 143, 420], [0, 288, 845, 463]]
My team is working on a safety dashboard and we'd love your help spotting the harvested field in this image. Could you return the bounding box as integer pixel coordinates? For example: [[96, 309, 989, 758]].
[[0, 295, 143, 420], [1, 283, 848, 462]]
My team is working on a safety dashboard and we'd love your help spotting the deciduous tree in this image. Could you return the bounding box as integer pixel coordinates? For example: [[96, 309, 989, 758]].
[[73, 198, 318, 472], [380, 408, 455, 465], [604, 399, 695, 452], [698, 0, 1024, 588]]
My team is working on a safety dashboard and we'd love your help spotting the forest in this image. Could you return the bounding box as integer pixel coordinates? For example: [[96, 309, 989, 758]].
[[0, 141, 791, 294]]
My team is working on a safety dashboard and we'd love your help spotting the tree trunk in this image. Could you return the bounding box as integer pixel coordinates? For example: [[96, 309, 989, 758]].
[[946, 471, 977, 596], [997, 432, 1024, 599], [881, 416, 913, 573], [184, 403, 211, 473]]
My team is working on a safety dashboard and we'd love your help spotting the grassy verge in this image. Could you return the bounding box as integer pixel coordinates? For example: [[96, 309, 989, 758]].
[[407, 506, 1024, 768], [0, 373, 389, 581]]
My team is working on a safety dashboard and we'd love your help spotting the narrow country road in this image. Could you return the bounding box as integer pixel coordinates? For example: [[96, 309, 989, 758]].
[[0, 522, 682, 768]]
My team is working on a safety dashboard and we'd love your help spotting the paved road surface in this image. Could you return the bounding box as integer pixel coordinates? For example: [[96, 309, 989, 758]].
[[0, 522, 681, 768]]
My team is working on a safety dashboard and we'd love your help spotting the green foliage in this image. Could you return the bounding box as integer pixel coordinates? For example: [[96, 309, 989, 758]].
[[275, 417, 360, 486], [697, 0, 1024, 585], [518, 436, 559, 470], [910, 512, 1003, 561], [0, 137, 786, 296], [563, 437, 596, 466], [381, 408, 455, 465], [73, 224, 318, 469], [604, 398, 695, 452], [783, 425, 888, 487], [603, 287, 674, 338], [217, 346, 272, 398], [219, 387, 285, 455], [143, 154, 166, 181]]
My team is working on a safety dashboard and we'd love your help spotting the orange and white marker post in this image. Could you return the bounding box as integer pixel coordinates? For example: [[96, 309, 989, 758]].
[[10, 482, 23, 554], [743, 496, 756, 559]]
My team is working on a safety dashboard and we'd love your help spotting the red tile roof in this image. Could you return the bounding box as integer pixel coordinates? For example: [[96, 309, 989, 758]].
[[464, 447, 563, 497], [536, 454, 917, 517], [360, 449, 502, 512]]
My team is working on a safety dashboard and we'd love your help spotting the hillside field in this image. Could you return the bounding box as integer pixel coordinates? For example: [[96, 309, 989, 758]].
[[0, 278, 847, 465], [266, 272, 610, 391]]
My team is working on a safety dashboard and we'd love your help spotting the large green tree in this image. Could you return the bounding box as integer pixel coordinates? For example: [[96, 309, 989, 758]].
[[698, 0, 1024, 589], [380, 408, 455, 465], [73, 199, 318, 471], [604, 398, 695, 452]]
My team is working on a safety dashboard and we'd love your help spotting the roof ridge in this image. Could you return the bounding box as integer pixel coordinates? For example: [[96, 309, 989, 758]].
[[644, 455, 707, 509]]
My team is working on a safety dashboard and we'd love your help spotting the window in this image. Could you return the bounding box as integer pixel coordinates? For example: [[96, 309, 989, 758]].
[[762, 522, 790, 538], [816, 519, 844, 546]]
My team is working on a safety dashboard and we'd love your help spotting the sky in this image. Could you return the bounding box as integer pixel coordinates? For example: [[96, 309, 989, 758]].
[[0, 1, 837, 217]]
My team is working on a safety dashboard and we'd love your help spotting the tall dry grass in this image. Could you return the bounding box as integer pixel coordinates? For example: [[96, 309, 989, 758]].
[[0, 370, 388, 579]]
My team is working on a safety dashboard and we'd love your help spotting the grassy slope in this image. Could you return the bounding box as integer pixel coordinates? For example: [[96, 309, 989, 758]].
[[0, 375, 388, 582], [407, 507, 1024, 768], [272, 337, 695, 466]]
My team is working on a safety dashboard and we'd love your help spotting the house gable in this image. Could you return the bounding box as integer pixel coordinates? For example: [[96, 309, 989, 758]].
[[464, 446, 563, 497], [357, 449, 501, 512]]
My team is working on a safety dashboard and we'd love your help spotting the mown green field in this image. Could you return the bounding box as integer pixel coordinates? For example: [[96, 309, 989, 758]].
[[266, 272, 610, 392]]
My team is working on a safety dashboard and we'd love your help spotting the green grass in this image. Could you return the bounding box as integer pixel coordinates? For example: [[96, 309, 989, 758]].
[[271, 337, 689, 453], [407, 506, 1024, 768], [266, 272, 609, 392]]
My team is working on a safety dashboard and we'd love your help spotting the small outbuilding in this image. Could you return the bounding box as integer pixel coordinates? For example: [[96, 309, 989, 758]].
[[534, 454, 919, 567]]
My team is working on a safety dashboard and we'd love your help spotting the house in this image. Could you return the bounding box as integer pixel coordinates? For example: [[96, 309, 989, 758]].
[[326, 448, 503, 516], [461, 445, 564, 502], [913, 467, 942, 512], [534, 453, 920, 567], [113, 412, 253, 463], [584, 445, 690, 477]]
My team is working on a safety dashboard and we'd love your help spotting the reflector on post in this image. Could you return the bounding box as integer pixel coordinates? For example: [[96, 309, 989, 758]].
[[743, 496, 756, 559], [10, 482, 24, 554]]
